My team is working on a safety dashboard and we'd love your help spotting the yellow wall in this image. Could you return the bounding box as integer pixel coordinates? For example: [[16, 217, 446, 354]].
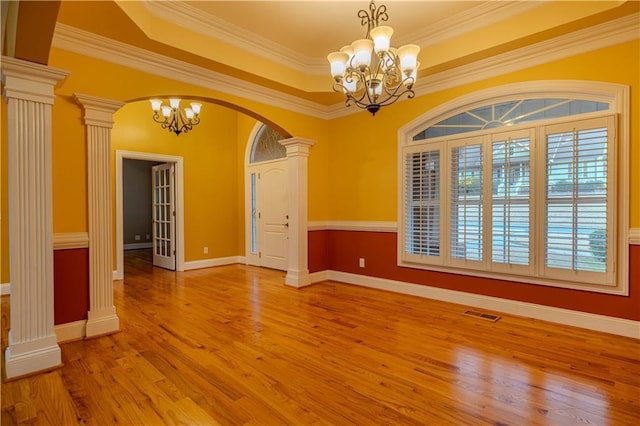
[[328, 40, 640, 226], [41, 47, 330, 268], [112, 101, 240, 261]]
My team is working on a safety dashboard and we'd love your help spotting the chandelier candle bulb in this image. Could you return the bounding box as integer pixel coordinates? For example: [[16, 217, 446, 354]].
[[352, 39, 374, 69], [190, 102, 202, 114], [398, 44, 421, 74], [328, 52, 349, 79], [327, 0, 420, 115], [169, 98, 180, 109], [150, 99, 162, 112], [185, 108, 194, 120], [343, 79, 358, 94], [404, 61, 420, 87], [370, 25, 393, 53], [161, 106, 171, 118]]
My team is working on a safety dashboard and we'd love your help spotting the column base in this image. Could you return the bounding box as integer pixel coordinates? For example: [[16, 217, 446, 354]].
[[285, 269, 312, 288], [86, 307, 120, 338], [4, 335, 61, 379]]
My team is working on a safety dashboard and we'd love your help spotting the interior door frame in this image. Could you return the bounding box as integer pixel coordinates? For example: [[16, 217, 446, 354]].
[[115, 150, 185, 279], [246, 158, 289, 269], [244, 122, 287, 266]]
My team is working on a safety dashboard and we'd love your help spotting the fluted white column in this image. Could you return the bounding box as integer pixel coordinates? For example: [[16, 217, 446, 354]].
[[74, 94, 124, 338], [2, 56, 69, 378], [279, 137, 315, 288]]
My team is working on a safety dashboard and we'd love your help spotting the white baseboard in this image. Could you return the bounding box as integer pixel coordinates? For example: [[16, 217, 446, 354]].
[[184, 256, 246, 271], [310, 270, 639, 339], [55, 320, 87, 343], [124, 242, 153, 250], [86, 308, 120, 338], [1, 282, 10, 296], [4, 336, 62, 379], [309, 270, 330, 283]]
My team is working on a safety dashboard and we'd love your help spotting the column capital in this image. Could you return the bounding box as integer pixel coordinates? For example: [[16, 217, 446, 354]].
[[1, 56, 69, 104], [280, 137, 316, 156], [74, 93, 124, 128]]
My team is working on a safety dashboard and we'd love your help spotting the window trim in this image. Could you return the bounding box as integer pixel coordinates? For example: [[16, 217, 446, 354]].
[[397, 81, 629, 295]]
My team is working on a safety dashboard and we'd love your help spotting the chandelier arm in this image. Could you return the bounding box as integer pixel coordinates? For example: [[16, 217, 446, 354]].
[[358, 1, 388, 37], [152, 111, 168, 125]]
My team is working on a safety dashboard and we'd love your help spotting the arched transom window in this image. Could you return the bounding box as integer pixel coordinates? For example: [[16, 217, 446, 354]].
[[250, 124, 287, 164], [398, 82, 629, 295]]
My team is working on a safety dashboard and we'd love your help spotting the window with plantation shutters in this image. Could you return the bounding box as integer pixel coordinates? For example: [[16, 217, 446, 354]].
[[404, 146, 442, 263], [490, 131, 532, 274], [399, 85, 628, 295], [450, 143, 483, 263], [542, 116, 615, 285]]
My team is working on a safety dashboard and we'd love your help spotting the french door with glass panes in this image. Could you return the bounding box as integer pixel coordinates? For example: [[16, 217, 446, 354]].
[[152, 163, 176, 270]]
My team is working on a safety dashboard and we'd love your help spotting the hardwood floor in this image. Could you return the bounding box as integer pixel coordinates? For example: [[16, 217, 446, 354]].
[[2, 249, 639, 425]]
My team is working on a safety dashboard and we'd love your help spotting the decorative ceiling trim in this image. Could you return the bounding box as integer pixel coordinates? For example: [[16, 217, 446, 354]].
[[52, 11, 638, 121], [395, 1, 542, 48], [328, 12, 639, 119], [141, 0, 327, 75], [142, 0, 540, 76], [52, 24, 330, 119]]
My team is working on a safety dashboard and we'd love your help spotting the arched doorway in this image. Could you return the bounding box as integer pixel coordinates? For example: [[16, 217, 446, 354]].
[[245, 123, 289, 270]]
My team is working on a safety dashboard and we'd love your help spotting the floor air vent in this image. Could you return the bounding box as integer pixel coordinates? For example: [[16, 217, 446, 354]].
[[464, 310, 501, 322]]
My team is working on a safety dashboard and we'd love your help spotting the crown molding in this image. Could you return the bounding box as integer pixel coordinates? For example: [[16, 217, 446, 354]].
[[141, 0, 327, 76], [144, 1, 539, 76], [328, 12, 640, 119], [52, 11, 638, 121], [396, 1, 541, 48], [52, 23, 330, 119]]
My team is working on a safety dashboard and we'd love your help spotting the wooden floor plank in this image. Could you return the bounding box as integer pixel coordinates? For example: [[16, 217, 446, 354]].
[[2, 248, 639, 425]]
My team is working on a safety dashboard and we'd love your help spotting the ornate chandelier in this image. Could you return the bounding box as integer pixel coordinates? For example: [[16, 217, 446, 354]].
[[327, 1, 420, 115], [150, 98, 202, 136]]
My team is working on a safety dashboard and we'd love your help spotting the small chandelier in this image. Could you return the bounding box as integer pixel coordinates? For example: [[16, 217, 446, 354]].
[[150, 98, 202, 136], [327, 0, 420, 115]]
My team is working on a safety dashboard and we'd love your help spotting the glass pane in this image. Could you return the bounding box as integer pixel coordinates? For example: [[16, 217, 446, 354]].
[[491, 137, 530, 265], [250, 125, 287, 163], [413, 99, 610, 141], [251, 173, 257, 253], [405, 150, 440, 256], [451, 144, 483, 260], [545, 127, 608, 272]]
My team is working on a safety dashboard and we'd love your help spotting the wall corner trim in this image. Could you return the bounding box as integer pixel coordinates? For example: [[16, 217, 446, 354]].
[[629, 228, 640, 245], [1, 283, 10, 296], [53, 232, 89, 250], [309, 270, 639, 339]]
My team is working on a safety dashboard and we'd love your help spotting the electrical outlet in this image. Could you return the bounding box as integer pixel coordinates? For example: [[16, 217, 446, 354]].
[[359, 258, 365, 268], [134, 235, 141, 241], [204, 247, 208, 254], [146, 234, 151, 240]]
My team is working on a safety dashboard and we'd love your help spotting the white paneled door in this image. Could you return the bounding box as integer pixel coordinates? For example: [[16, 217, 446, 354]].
[[253, 160, 289, 270], [152, 163, 176, 270]]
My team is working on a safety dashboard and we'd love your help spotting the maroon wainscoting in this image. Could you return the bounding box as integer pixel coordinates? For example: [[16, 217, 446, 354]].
[[310, 230, 639, 321], [308, 230, 330, 273], [53, 248, 89, 325]]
